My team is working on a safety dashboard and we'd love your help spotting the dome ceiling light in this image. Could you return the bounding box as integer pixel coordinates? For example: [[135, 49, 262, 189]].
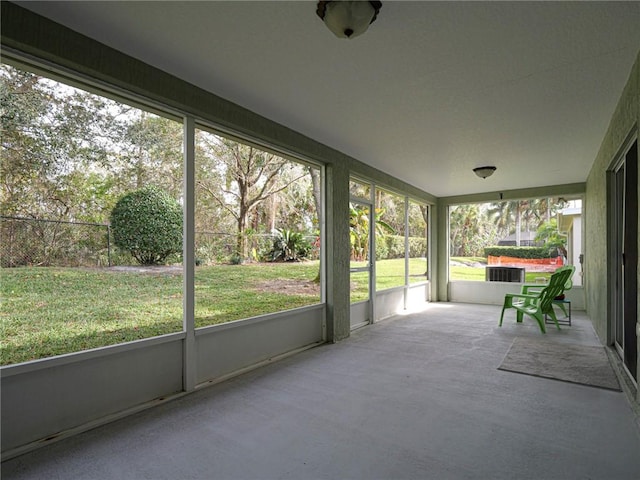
[[473, 166, 497, 179], [316, 1, 382, 39]]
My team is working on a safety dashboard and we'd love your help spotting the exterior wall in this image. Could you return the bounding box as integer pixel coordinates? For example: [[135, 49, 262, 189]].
[[195, 306, 325, 383], [449, 281, 585, 310], [584, 51, 639, 364], [569, 217, 583, 286], [1, 335, 184, 455], [374, 288, 405, 321], [561, 214, 583, 286]]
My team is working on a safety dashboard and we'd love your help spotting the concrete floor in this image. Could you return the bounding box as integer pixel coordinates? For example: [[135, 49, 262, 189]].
[[2, 303, 640, 480]]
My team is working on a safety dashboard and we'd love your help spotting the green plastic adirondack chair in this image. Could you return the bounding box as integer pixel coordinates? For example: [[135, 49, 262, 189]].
[[499, 266, 574, 333], [520, 265, 576, 318]]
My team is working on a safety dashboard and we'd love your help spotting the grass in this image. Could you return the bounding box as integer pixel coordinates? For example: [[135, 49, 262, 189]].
[[1, 263, 322, 365], [449, 257, 552, 283], [2, 256, 544, 365], [351, 258, 428, 302], [1, 267, 184, 365], [450, 256, 487, 265], [449, 265, 487, 281], [194, 263, 321, 328], [375, 258, 428, 291]]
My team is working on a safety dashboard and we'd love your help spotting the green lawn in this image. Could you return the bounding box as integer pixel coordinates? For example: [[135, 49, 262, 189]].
[[1, 257, 544, 365], [351, 258, 428, 302], [1, 263, 323, 365], [449, 258, 552, 283]]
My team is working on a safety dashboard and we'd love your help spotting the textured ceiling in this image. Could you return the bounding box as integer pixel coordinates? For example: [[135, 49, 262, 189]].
[[16, 1, 640, 197]]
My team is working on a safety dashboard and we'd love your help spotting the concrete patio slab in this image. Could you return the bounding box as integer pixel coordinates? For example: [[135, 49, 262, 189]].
[[2, 303, 639, 480]]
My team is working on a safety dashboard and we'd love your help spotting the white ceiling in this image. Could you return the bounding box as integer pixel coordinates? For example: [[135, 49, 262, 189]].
[[16, 1, 640, 197]]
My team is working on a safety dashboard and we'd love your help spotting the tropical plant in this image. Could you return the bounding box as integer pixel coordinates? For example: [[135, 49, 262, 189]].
[[110, 186, 183, 265], [487, 201, 519, 240], [486, 199, 562, 246], [349, 203, 395, 261], [449, 204, 480, 256], [269, 228, 311, 262], [535, 219, 567, 255]]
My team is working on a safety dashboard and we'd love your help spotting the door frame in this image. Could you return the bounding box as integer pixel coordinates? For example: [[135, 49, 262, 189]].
[[608, 133, 638, 384], [349, 197, 375, 330]]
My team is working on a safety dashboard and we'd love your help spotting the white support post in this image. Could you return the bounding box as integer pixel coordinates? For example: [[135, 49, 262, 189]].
[[404, 196, 409, 310], [369, 185, 376, 324], [183, 116, 196, 391]]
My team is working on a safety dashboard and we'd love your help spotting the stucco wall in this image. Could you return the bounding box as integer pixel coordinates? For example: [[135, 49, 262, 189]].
[[584, 52, 639, 347]]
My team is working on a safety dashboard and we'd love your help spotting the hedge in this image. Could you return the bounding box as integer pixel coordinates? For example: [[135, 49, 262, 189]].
[[484, 246, 557, 259], [376, 235, 427, 260]]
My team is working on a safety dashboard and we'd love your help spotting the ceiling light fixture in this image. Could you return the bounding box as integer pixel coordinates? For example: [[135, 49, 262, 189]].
[[473, 166, 497, 179], [316, 1, 382, 39]]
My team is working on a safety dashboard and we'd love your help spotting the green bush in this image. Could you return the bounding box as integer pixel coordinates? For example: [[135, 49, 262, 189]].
[[229, 252, 243, 265], [386, 235, 406, 259], [375, 235, 427, 260], [110, 186, 183, 265], [375, 235, 390, 260], [484, 246, 556, 259], [269, 228, 311, 262], [408, 236, 427, 258], [535, 219, 567, 251]]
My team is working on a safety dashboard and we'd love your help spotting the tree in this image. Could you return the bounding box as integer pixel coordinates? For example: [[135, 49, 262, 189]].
[[119, 111, 183, 197], [487, 198, 568, 246], [408, 200, 429, 261], [535, 218, 566, 255], [0, 65, 81, 220], [2, 63, 187, 226], [196, 135, 306, 261], [1, 63, 136, 224], [110, 186, 183, 265], [349, 203, 394, 261], [487, 201, 518, 242], [449, 204, 481, 256], [308, 167, 322, 233]]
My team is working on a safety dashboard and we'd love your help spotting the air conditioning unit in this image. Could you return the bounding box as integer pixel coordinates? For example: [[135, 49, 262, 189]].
[[485, 266, 525, 282]]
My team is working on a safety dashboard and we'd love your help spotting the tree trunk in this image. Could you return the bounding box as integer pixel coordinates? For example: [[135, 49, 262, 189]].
[[236, 213, 247, 261], [308, 167, 322, 283], [309, 167, 322, 229]]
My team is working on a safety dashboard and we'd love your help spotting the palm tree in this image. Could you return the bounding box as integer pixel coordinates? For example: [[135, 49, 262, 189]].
[[349, 203, 394, 261], [449, 204, 481, 256], [487, 201, 518, 242]]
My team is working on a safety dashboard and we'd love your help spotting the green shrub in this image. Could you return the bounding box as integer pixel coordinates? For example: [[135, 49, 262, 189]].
[[269, 228, 311, 262], [408, 236, 427, 258], [375, 235, 390, 260], [252, 235, 276, 262], [375, 235, 426, 260], [386, 235, 406, 259], [535, 219, 567, 251], [110, 186, 183, 265], [229, 252, 243, 265], [484, 246, 556, 259]]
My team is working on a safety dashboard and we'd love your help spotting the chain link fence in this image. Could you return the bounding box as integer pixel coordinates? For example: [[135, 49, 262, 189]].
[[1, 216, 112, 268], [1, 216, 320, 268], [195, 232, 320, 265]]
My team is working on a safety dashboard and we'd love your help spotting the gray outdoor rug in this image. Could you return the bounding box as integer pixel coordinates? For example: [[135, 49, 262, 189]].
[[498, 337, 621, 391]]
